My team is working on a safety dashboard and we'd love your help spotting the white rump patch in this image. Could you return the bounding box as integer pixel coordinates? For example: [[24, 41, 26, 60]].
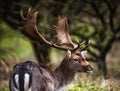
[[24, 73, 31, 91], [13, 87, 19, 91], [14, 74, 19, 89], [28, 87, 32, 91]]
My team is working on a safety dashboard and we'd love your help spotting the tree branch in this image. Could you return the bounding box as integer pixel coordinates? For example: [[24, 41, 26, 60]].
[[90, 43, 101, 51], [87, 58, 97, 62], [87, 49, 99, 59], [81, 9, 97, 17], [102, 35, 115, 58], [115, 36, 120, 41], [90, 1, 106, 27], [104, 0, 117, 31], [104, 0, 120, 33], [104, 0, 112, 10], [115, 26, 120, 33]]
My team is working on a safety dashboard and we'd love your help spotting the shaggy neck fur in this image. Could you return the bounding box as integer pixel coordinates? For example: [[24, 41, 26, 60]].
[[55, 57, 75, 90]]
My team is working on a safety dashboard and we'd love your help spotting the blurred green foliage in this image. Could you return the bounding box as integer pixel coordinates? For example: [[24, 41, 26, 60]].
[[0, 86, 9, 91], [0, 21, 33, 60], [67, 83, 106, 91]]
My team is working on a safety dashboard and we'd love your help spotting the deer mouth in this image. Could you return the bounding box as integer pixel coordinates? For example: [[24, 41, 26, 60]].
[[86, 70, 93, 73], [83, 70, 93, 73], [82, 65, 94, 73]]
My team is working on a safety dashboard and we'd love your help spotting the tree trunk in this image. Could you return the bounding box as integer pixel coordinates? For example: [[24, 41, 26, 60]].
[[32, 42, 44, 63], [97, 57, 108, 78], [32, 42, 50, 64]]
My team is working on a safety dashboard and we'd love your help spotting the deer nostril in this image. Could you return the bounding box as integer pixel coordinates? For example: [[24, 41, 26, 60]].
[[89, 65, 94, 71], [82, 65, 94, 73]]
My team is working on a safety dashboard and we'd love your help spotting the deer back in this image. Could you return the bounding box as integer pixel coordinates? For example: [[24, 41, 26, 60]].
[[9, 61, 58, 91]]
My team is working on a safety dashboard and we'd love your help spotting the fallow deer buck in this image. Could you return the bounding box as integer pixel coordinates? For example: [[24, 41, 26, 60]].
[[9, 8, 93, 91]]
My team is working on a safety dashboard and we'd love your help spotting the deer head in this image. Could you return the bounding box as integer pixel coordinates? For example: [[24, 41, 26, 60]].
[[64, 50, 93, 72]]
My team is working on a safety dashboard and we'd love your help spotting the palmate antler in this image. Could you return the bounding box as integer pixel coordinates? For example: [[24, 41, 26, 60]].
[[20, 8, 89, 51], [54, 16, 77, 48], [54, 16, 90, 51]]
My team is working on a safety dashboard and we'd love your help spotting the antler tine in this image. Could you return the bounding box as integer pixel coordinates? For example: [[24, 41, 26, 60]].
[[20, 10, 26, 20], [27, 8, 31, 17], [20, 8, 75, 51], [20, 8, 32, 21], [71, 41, 87, 51], [80, 40, 90, 51]]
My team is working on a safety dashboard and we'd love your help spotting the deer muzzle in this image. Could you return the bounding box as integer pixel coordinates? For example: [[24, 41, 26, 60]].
[[83, 65, 93, 73]]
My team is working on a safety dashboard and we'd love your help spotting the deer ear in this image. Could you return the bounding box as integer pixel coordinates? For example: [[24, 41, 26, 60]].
[[66, 50, 71, 58], [81, 51, 87, 59]]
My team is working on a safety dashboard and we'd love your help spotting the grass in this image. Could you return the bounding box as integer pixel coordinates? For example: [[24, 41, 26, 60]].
[[0, 21, 34, 61], [0, 75, 119, 91], [66, 74, 120, 91], [0, 87, 9, 91], [67, 84, 106, 91]]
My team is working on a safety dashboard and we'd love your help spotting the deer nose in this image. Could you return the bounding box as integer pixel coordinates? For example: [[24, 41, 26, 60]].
[[89, 65, 94, 71], [87, 65, 94, 73], [83, 65, 93, 73]]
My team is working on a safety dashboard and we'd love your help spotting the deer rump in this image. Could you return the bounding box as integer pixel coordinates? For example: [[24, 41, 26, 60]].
[[9, 61, 58, 91]]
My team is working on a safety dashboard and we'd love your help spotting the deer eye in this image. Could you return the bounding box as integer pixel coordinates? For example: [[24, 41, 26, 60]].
[[73, 59, 80, 63]]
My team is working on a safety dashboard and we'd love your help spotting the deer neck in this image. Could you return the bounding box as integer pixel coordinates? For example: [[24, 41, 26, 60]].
[[55, 59, 75, 89]]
